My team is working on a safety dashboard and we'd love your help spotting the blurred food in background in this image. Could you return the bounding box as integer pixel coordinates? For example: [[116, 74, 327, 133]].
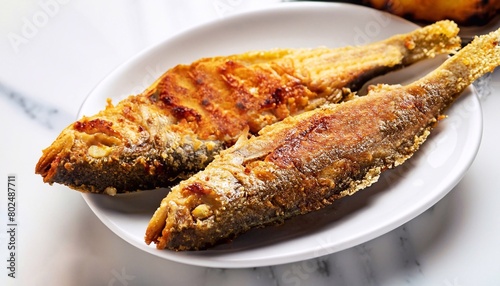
[[363, 0, 500, 26], [305, 0, 500, 26]]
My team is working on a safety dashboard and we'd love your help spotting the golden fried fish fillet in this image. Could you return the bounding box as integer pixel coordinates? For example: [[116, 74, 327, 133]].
[[35, 21, 460, 194], [145, 27, 500, 251]]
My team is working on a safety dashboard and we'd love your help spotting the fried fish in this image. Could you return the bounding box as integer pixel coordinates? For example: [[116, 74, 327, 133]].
[[145, 27, 500, 250], [35, 21, 460, 194]]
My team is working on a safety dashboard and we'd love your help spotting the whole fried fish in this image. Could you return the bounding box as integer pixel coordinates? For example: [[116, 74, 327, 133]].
[[35, 21, 460, 194], [145, 27, 500, 250]]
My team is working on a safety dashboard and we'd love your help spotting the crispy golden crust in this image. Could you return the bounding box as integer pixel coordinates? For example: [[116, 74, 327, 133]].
[[145, 27, 500, 250], [36, 21, 460, 194]]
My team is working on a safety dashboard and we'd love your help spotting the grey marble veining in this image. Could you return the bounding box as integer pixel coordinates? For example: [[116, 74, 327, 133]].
[[1, 55, 494, 286], [0, 81, 73, 131], [2, 2, 500, 284]]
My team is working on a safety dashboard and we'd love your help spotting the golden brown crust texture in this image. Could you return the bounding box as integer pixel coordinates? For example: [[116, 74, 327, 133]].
[[145, 26, 500, 250], [35, 21, 461, 194]]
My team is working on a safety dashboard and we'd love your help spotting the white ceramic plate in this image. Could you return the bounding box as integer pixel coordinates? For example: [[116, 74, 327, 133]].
[[80, 2, 482, 268]]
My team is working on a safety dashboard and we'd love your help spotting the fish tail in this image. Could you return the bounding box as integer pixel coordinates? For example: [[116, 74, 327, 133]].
[[417, 27, 500, 95], [396, 20, 461, 65]]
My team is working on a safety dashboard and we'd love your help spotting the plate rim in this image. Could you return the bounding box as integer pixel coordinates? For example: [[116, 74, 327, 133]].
[[80, 1, 483, 268]]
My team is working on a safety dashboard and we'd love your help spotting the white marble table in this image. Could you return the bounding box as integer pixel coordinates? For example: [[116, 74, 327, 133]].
[[1, 1, 499, 285]]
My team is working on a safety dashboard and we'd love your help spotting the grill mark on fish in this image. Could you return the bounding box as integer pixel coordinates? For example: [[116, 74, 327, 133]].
[[36, 21, 461, 194], [145, 26, 500, 250]]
